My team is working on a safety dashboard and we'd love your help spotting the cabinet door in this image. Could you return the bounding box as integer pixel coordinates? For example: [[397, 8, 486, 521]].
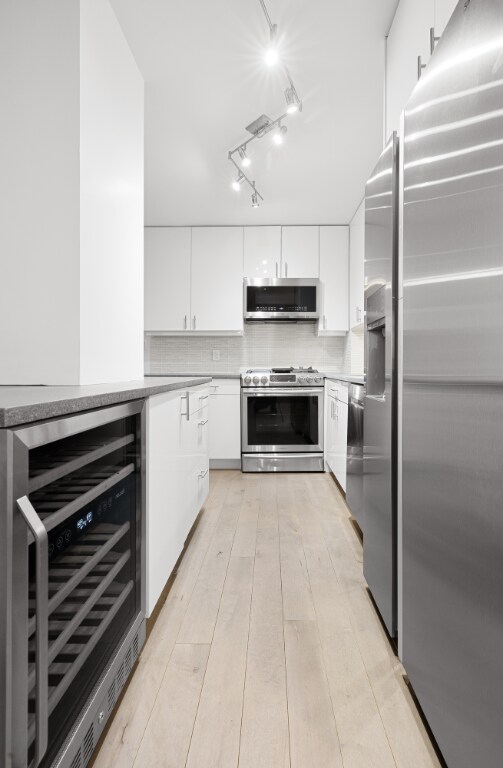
[[281, 226, 319, 278], [334, 399, 348, 492], [434, 0, 458, 37], [244, 226, 281, 278], [350, 200, 365, 329], [386, 0, 435, 138], [144, 227, 191, 331], [191, 227, 243, 332], [319, 226, 349, 333], [209, 393, 241, 461], [147, 389, 190, 615]]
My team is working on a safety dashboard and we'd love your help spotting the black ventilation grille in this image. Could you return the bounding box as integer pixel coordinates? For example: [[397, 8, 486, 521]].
[[82, 725, 94, 763]]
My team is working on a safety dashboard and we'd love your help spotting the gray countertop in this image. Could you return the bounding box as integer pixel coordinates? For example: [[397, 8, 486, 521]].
[[0, 376, 212, 428], [146, 372, 241, 379], [323, 373, 365, 385]]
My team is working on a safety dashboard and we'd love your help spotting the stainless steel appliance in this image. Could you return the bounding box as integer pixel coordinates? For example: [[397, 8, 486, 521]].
[[363, 132, 399, 637], [243, 278, 320, 322], [241, 367, 324, 471], [401, 1, 503, 765], [346, 383, 364, 529], [0, 402, 145, 768]]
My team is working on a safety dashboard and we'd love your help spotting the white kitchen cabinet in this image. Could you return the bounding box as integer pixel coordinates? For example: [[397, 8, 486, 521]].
[[280, 226, 319, 278], [244, 226, 281, 278], [350, 200, 365, 329], [146, 384, 209, 616], [386, 0, 435, 138], [434, 0, 458, 37], [325, 380, 348, 491], [319, 226, 349, 335], [144, 227, 191, 332], [191, 227, 244, 332], [208, 379, 241, 468]]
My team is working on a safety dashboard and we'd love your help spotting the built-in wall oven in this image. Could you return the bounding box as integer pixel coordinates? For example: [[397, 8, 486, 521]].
[[0, 401, 145, 768], [241, 368, 324, 472]]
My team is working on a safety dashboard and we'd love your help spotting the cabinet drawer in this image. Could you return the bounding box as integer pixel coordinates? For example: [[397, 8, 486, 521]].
[[326, 380, 348, 404], [208, 379, 240, 396]]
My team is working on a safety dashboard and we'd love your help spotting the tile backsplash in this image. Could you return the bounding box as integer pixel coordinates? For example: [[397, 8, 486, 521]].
[[145, 323, 364, 375]]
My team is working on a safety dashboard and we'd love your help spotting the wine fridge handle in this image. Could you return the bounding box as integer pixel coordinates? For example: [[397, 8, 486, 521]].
[[17, 496, 49, 766]]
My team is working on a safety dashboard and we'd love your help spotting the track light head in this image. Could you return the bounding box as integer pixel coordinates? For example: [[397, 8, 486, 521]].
[[272, 124, 287, 145], [285, 87, 301, 114], [265, 23, 279, 66], [251, 192, 260, 208], [238, 146, 251, 167], [232, 172, 245, 192]]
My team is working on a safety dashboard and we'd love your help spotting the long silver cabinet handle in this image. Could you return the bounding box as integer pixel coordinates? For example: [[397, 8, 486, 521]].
[[285, 262, 288, 277], [198, 419, 208, 426], [199, 394, 209, 401], [184, 315, 187, 330], [275, 262, 278, 277], [193, 315, 196, 330], [17, 496, 49, 766], [181, 391, 190, 421], [199, 469, 209, 478]]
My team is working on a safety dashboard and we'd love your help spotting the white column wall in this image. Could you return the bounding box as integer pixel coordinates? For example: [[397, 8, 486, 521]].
[[0, 1, 81, 384], [80, 0, 144, 384]]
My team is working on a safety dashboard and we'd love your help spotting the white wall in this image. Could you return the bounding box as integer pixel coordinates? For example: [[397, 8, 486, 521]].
[[0, 1, 144, 385], [0, 1, 81, 384], [80, 0, 144, 384]]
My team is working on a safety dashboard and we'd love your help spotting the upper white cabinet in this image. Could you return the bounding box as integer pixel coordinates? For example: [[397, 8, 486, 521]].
[[434, 0, 458, 36], [145, 228, 191, 332], [350, 200, 365, 329], [244, 226, 281, 278], [281, 226, 319, 278], [319, 226, 349, 335], [386, 0, 435, 138], [191, 227, 243, 332]]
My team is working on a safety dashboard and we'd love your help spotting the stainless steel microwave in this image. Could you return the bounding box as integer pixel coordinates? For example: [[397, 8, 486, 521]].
[[243, 278, 321, 322]]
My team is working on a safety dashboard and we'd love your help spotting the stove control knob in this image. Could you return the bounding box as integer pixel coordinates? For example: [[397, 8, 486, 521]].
[[314, 376, 322, 384], [298, 376, 305, 383], [306, 376, 313, 384], [261, 376, 268, 385], [244, 375, 252, 384], [253, 376, 260, 384]]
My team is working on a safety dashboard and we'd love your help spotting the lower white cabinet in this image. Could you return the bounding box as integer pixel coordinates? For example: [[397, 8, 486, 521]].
[[325, 380, 348, 491], [146, 384, 209, 616], [208, 378, 241, 467]]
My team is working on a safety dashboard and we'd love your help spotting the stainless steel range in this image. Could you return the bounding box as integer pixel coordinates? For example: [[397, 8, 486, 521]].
[[241, 367, 324, 472]]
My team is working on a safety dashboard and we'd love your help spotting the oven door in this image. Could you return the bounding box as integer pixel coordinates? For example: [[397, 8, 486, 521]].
[[242, 388, 324, 453]]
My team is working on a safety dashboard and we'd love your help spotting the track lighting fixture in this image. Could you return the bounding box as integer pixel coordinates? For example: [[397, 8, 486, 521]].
[[238, 146, 251, 167], [272, 124, 287, 145], [285, 86, 301, 114], [264, 24, 279, 66], [226, 0, 303, 205], [231, 172, 245, 191]]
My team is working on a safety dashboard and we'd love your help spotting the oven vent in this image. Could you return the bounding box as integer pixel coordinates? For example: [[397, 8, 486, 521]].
[[70, 752, 82, 768], [107, 680, 116, 713], [117, 659, 125, 691], [124, 646, 132, 676], [82, 725, 94, 763], [133, 634, 139, 659]]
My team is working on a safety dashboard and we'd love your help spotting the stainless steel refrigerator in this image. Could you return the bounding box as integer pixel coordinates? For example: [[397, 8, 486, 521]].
[[401, 0, 503, 765], [363, 133, 399, 637]]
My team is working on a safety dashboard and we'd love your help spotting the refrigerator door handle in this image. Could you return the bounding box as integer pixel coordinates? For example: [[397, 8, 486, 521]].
[[17, 495, 49, 766]]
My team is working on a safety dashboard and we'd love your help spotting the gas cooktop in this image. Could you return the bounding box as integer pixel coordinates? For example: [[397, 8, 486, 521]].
[[241, 367, 323, 387]]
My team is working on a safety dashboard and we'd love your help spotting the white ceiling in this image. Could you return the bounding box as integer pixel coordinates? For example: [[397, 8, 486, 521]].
[[111, 0, 399, 226]]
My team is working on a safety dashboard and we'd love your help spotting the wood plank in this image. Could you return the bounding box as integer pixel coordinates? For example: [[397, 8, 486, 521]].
[[284, 619, 343, 768], [231, 475, 259, 558], [176, 483, 243, 644], [185, 555, 254, 768], [239, 479, 290, 768], [133, 644, 210, 768]]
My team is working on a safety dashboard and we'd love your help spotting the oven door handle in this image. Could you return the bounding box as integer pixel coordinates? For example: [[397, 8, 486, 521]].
[[17, 496, 49, 767], [242, 388, 323, 397]]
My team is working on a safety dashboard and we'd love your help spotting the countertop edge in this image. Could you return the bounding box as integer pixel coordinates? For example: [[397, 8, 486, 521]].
[[0, 377, 212, 428]]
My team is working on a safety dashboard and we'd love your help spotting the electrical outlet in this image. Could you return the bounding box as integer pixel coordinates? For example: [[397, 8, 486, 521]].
[[212, 349, 220, 361]]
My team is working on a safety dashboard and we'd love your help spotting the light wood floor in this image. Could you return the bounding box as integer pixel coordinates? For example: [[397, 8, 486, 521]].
[[93, 470, 441, 768]]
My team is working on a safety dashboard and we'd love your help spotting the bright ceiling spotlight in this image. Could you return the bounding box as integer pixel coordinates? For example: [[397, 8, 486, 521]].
[[251, 192, 260, 208], [238, 146, 251, 167], [272, 124, 287, 145], [285, 86, 301, 114], [264, 23, 279, 66], [231, 173, 245, 191]]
